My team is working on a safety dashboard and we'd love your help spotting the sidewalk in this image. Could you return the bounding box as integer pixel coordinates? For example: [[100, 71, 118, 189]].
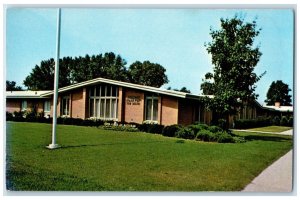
[[233, 129, 293, 136], [242, 149, 293, 192]]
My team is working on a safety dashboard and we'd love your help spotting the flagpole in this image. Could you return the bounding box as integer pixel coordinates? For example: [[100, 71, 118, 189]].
[[47, 8, 61, 149]]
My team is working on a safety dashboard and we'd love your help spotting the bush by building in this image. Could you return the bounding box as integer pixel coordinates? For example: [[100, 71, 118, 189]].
[[162, 124, 182, 137], [175, 127, 195, 139]]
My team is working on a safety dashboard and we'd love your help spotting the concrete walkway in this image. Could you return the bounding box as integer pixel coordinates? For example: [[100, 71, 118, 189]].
[[233, 129, 293, 136], [242, 149, 293, 192]]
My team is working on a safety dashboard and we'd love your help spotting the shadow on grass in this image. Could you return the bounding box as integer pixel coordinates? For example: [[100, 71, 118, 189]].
[[58, 140, 165, 149], [244, 135, 291, 142]]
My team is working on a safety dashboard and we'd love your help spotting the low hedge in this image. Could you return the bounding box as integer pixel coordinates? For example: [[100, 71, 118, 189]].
[[137, 123, 164, 134], [234, 116, 293, 129], [162, 124, 182, 137], [175, 127, 195, 139], [234, 117, 272, 129]]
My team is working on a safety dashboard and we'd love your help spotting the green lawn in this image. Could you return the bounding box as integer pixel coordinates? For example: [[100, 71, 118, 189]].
[[247, 126, 292, 133], [6, 122, 293, 191]]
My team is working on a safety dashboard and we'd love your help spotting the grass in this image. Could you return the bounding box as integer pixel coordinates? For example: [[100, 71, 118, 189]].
[[6, 122, 293, 191], [246, 126, 292, 133]]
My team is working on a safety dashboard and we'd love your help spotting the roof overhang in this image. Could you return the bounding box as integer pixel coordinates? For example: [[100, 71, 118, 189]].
[[40, 77, 210, 100]]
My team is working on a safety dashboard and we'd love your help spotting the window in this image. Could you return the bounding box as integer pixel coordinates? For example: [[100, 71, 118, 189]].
[[145, 95, 158, 121], [89, 85, 118, 120], [21, 100, 27, 111], [61, 96, 70, 116], [44, 100, 51, 112]]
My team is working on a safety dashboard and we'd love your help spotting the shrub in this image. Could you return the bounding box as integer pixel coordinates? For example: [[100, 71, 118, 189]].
[[288, 117, 293, 127], [280, 116, 289, 126], [162, 124, 182, 137], [187, 124, 209, 135], [217, 119, 227, 130], [175, 127, 195, 139], [6, 112, 13, 121], [214, 132, 234, 143], [272, 116, 281, 126], [103, 124, 139, 132], [234, 117, 271, 129], [195, 129, 214, 142], [208, 125, 223, 133], [233, 136, 246, 143], [137, 123, 164, 134]]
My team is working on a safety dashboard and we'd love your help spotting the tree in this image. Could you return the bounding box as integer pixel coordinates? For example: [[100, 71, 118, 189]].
[[265, 80, 292, 106], [200, 72, 214, 95], [6, 80, 23, 91], [128, 61, 169, 87], [23, 58, 72, 90], [167, 86, 191, 93], [202, 16, 265, 119], [23, 52, 128, 90]]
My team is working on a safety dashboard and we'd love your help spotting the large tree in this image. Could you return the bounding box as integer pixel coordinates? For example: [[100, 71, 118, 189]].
[[23, 52, 168, 90], [203, 16, 265, 118], [265, 80, 292, 106], [6, 80, 23, 91], [23, 58, 72, 90], [128, 61, 169, 87], [23, 52, 129, 90]]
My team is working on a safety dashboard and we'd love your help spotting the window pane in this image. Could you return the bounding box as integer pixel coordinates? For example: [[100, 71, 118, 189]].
[[22, 100, 27, 111], [44, 101, 50, 112], [90, 87, 94, 96], [112, 86, 117, 97], [146, 98, 152, 120], [95, 99, 100, 118], [106, 86, 111, 96], [153, 99, 158, 121], [90, 99, 94, 117], [111, 99, 116, 119], [101, 85, 105, 96], [96, 86, 100, 96], [66, 98, 69, 115], [105, 99, 111, 118], [100, 99, 105, 118]]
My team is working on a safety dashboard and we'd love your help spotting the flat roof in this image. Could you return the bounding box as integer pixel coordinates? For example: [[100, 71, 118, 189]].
[[263, 105, 293, 112], [6, 91, 52, 99]]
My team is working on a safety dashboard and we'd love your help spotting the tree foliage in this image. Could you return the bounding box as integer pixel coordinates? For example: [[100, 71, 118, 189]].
[[265, 80, 292, 106], [128, 61, 169, 88], [202, 16, 265, 116], [23, 52, 168, 90], [6, 80, 23, 91], [167, 86, 191, 93], [200, 72, 215, 95]]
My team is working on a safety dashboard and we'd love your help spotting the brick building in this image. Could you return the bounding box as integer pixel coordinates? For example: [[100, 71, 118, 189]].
[[6, 77, 213, 126], [6, 77, 292, 127]]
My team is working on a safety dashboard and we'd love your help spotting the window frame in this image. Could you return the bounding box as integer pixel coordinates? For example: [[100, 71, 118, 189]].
[[89, 85, 118, 121], [21, 100, 27, 111], [145, 95, 159, 122], [61, 95, 70, 117]]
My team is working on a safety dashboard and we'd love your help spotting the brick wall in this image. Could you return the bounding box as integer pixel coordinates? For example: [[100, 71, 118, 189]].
[[6, 99, 21, 113], [178, 99, 195, 125], [161, 96, 178, 125], [124, 88, 145, 124], [71, 88, 85, 118]]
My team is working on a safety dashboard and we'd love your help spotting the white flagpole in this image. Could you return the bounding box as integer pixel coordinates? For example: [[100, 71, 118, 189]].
[[47, 8, 61, 149]]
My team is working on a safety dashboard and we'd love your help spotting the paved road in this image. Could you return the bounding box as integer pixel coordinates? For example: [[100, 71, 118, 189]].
[[242, 149, 293, 192]]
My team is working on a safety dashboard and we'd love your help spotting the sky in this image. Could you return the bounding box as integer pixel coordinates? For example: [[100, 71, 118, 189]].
[[5, 8, 294, 105]]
